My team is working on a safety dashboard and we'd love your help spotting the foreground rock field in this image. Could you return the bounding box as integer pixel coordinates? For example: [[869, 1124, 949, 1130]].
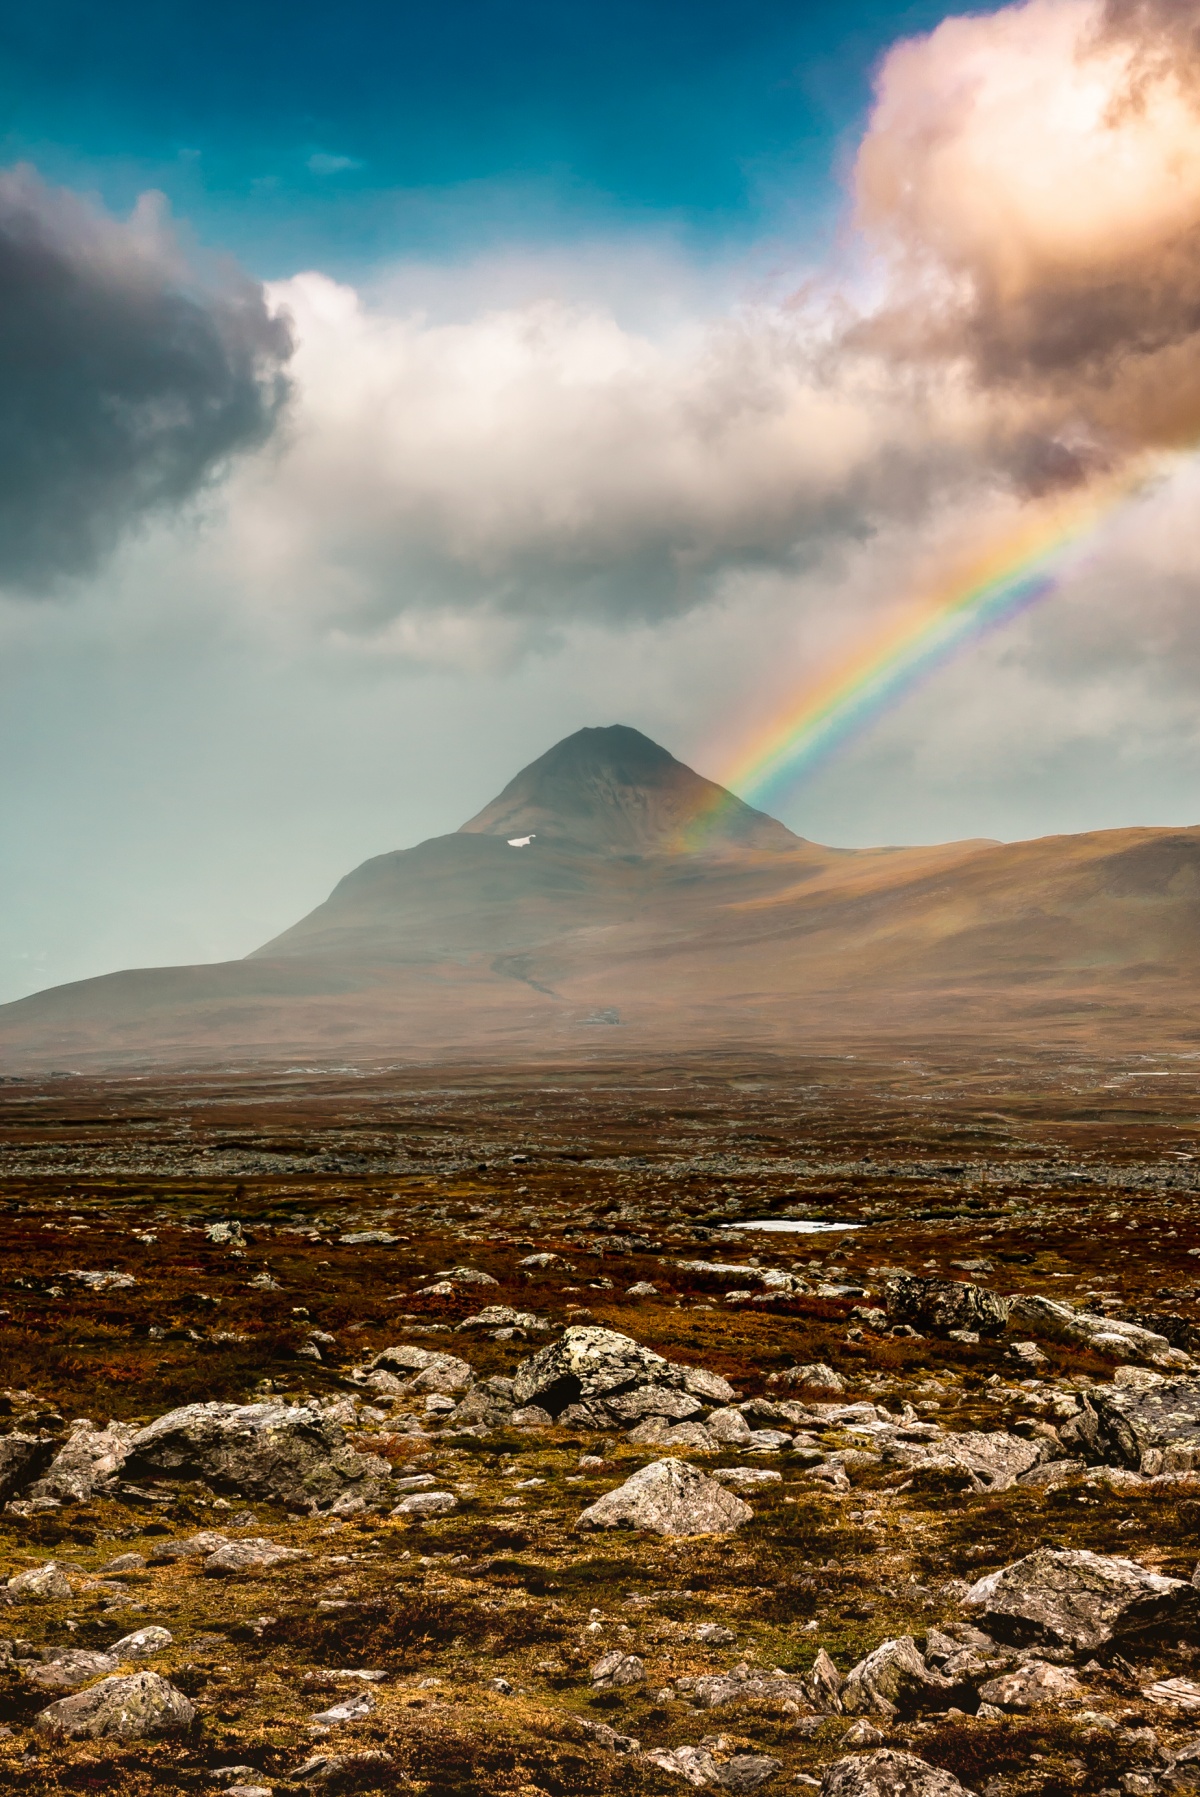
[[2, 1045, 1200, 1796]]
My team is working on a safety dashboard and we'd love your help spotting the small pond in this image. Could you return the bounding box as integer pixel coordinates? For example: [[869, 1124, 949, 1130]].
[[722, 1218, 863, 1234]]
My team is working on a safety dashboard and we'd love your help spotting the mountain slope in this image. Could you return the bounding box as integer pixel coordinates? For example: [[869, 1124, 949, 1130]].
[[3, 727, 1200, 1068]]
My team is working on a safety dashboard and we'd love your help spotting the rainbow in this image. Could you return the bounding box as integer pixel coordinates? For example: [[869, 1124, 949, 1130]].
[[717, 459, 1162, 819]]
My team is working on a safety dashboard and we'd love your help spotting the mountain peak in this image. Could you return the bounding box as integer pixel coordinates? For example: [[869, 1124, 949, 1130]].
[[457, 724, 801, 853]]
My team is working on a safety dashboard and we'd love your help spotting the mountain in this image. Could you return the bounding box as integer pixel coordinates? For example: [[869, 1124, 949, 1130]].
[[3, 725, 1200, 1068]]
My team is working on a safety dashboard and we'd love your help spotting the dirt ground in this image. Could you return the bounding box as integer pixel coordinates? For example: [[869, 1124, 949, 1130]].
[[0, 1042, 1199, 1795]]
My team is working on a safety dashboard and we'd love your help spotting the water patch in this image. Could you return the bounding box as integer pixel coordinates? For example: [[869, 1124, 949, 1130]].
[[724, 1218, 863, 1234]]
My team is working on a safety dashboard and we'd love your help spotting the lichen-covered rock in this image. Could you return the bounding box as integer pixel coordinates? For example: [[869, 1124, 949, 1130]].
[[24, 1649, 119, 1692], [645, 1745, 719, 1786], [28, 1419, 136, 1503], [368, 1346, 474, 1393], [976, 1660, 1080, 1710], [577, 1457, 752, 1536], [884, 1277, 1009, 1338], [512, 1326, 733, 1428], [1080, 1375, 1200, 1473], [6, 1560, 71, 1601], [148, 1531, 231, 1563], [447, 1376, 517, 1428], [707, 1408, 752, 1445], [111, 1626, 172, 1658], [821, 1750, 978, 1796], [0, 1433, 54, 1502], [839, 1638, 953, 1718], [627, 1419, 715, 1450], [124, 1402, 394, 1511], [716, 1754, 782, 1790], [591, 1650, 645, 1687], [1162, 1740, 1200, 1790], [890, 1432, 1048, 1494], [767, 1363, 845, 1394], [963, 1548, 1197, 1653], [203, 1537, 304, 1576], [682, 1666, 810, 1714], [390, 1490, 457, 1519], [455, 1308, 550, 1333], [34, 1669, 195, 1740], [1008, 1295, 1188, 1368]]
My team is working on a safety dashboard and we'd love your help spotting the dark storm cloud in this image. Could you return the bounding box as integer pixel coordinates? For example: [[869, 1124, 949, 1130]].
[[0, 167, 292, 590]]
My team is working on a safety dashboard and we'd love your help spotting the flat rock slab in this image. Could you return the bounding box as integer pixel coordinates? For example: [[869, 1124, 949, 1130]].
[[576, 1457, 752, 1536], [964, 1547, 1196, 1652], [1083, 1375, 1200, 1473], [976, 1659, 1080, 1710], [24, 1649, 119, 1693], [34, 1670, 195, 1741], [125, 1401, 393, 1511], [821, 1749, 979, 1796], [203, 1538, 304, 1576], [1008, 1295, 1184, 1368]]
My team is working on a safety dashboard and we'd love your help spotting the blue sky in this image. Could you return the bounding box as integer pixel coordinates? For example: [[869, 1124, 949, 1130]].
[[0, 0, 950, 273]]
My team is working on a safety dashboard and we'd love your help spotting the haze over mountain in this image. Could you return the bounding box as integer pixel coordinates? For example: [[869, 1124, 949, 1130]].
[[3, 724, 1199, 1069]]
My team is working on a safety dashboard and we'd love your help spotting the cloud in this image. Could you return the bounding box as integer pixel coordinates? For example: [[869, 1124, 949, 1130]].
[[0, 166, 292, 592], [854, 0, 1200, 467], [307, 152, 362, 175]]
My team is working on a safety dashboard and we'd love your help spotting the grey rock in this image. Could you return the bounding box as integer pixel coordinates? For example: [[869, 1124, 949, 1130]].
[[842, 1722, 885, 1748], [1016, 1459, 1086, 1488], [840, 1638, 953, 1718], [203, 1537, 304, 1576], [0, 1433, 53, 1501], [577, 1458, 753, 1536], [1082, 1376, 1200, 1474], [976, 1660, 1080, 1710], [964, 1548, 1198, 1653], [448, 1376, 518, 1427], [716, 1755, 782, 1790], [713, 1467, 782, 1489], [893, 1432, 1048, 1494], [884, 1277, 1009, 1338], [682, 1665, 811, 1713], [645, 1745, 720, 1786], [627, 1283, 658, 1298], [24, 1649, 120, 1692], [110, 1626, 172, 1658], [608, 1387, 705, 1423], [821, 1749, 978, 1796], [809, 1648, 845, 1712], [581, 1718, 640, 1752], [148, 1530, 231, 1563], [707, 1408, 752, 1445], [455, 1308, 549, 1333], [390, 1490, 457, 1519], [28, 1419, 136, 1503], [34, 1669, 195, 1740], [768, 1363, 845, 1394], [437, 1266, 498, 1286], [511, 1404, 554, 1428], [627, 1419, 715, 1450], [369, 1346, 474, 1393], [746, 1429, 792, 1452], [591, 1649, 645, 1687], [511, 1325, 731, 1428], [7, 1561, 70, 1601], [312, 1689, 375, 1724], [695, 1624, 736, 1645], [1163, 1741, 1200, 1789], [125, 1401, 394, 1511], [1008, 1295, 1188, 1368]]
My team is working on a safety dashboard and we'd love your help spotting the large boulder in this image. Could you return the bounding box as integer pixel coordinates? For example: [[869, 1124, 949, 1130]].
[[367, 1346, 474, 1393], [34, 1670, 195, 1740], [839, 1639, 953, 1718], [883, 1277, 1008, 1337], [1078, 1376, 1200, 1473], [821, 1751, 978, 1796], [1007, 1295, 1187, 1368], [577, 1458, 752, 1536], [28, 1420, 136, 1503], [511, 1326, 734, 1429], [963, 1548, 1198, 1653], [890, 1432, 1048, 1494], [124, 1402, 394, 1511]]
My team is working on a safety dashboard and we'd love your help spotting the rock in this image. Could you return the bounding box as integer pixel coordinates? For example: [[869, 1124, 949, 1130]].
[[1016, 1459, 1086, 1488], [369, 1346, 474, 1393], [437, 1266, 499, 1286], [820, 1749, 978, 1796], [511, 1405, 554, 1428], [645, 1745, 720, 1786], [696, 1624, 736, 1645], [110, 1626, 172, 1658], [842, 1722, 885, 1748], [627, 1419, 715, 1450], [768, 1364, 846, 1394], [455, 1308, 549, 1333], [447, 1376, 519, 1427], [963, 1548, 1198, 1653], [338, 1230, 399, 1245], [627, 1283, 658, 1298], [312, 1689, 375, 1724], [1007, 1341, 1049, 1368], [24, 1649, 120, 1692], [581, 1718, 641, 1752], [67, 1269, 137, 1291], [207, 1221, 245, 1246], [713, 1467, 782, 1489], [681, 1666, 811, 1713], [893, 1432, 1048, 1494], [148, 1531, 232, 1563], [203, 1538, 304, 1576], [1080, 1375, 1200, 1473], [716, 1755, 782, 1790], [1162, 1741, 1200, 1789], [1145, 1677, 1200, 1711], [34, 1669, 195, 1740], [125, 1401, 394, 1511], [390, 1490, 457, 1519], [511, 1326, 732, 1428], [707, 1408, 753, 1445], [7, 1561, 71, 1601], [608, 1388, 705, 1423], [591, 1650, 645, 1687], [809, 1648, 845, 1712], [577, 1458, 753, 1536], [884, 1277, 1009, 1338], [976, 1660, 1080, 1710], [519, 1253, 561, 1269], [0, 1434, 54, 1501], [1008, 1295, 1188, 1368], [746, 1429, 792, 1452], [27, 1419, 136, 1503], [840, 1638, 953, 1718]]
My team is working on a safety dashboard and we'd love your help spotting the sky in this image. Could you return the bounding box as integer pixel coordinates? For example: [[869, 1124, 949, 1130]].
[[6, 0, 1200, 1002]]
